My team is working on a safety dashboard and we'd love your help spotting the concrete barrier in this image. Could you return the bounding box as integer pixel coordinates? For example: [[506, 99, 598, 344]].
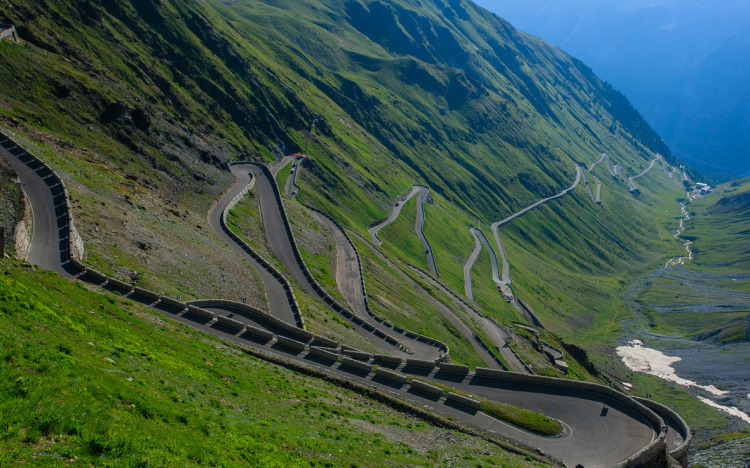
[[187, 305, 215, 321], [307, 346, 339, 362], [311, 335, 338, 348], [84, 268, 107, 283], [69, 257, 85, 272], [406, 359, 435, 369], [243, 325, 273, 340], [106, 277, 133, 294], [375, 367, 407, 383], [275, 335, 307, 351], [216, 315, 244, 330], [373, 354, 403, 365], [133, 287, 159, 301], [342, 349, 371, 361], [159, 296, 187, 311], [438, 363, 469, 374], [634, 397, 692, 466], [340, 356, 372, 373], [188, 299, 311, 343], [446, 392, 481, 410], [410, 379, 443, 397]]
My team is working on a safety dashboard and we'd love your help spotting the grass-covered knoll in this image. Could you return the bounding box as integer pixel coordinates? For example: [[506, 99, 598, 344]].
[[480, 401, 561, 437], [0, 260, 550, 467]]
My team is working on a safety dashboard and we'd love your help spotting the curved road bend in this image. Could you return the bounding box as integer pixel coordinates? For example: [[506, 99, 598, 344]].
[[175, 316, 659, 468], [627, 154, 661, 191], [414, 187, 438, 277], [270, 155, 294, 176], [286, 156, 303, 198], [0, 144, 72, 275], [463, 229, 482, 299], [587, 152, 607, 173], [351, 232, 503, 370], [243, 163, 440, 360], [2, 144, 675, 467], [368, 186, 421, 245], [207, 166, 299, 326], [490, 166, 583, 293]]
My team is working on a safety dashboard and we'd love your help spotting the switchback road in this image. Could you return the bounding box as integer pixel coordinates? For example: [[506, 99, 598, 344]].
[[1, 133, 690, 467]]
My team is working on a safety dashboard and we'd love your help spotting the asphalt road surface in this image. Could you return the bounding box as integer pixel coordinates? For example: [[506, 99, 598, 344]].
[[207, 165, 300, 327], [627, 155, 661, 191]]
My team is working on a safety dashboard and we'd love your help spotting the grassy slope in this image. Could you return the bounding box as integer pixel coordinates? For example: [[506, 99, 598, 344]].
[[0, 0, 726, 442], [0, 0, 693, 346], [0, 259, 549, 467]]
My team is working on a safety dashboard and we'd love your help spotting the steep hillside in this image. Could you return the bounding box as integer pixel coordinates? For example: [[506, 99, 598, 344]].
[[0, 260, 548, 466], [0, 0, 720, 447]]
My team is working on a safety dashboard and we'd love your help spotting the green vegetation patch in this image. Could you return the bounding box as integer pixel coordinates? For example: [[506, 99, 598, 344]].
[[479, 401, 562, 437], [0, 260, 548, 467]]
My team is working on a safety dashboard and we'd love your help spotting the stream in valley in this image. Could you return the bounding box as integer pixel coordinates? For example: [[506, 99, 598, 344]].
[[618, 198, 750, 429]]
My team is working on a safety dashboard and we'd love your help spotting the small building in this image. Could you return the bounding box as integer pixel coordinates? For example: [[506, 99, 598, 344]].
[[695, 182, 712, 194], [0, 24, 20, 43]]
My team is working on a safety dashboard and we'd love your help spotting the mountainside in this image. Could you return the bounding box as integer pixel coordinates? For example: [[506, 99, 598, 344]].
[[1, 0, 732, 461], [473, 0, 750, 180]]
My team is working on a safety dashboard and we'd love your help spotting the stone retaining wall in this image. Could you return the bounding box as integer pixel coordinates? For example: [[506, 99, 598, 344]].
[[84, 268, 107, 283], [244, 325, 273, 340], [633, 397, 691, 467], [159, 295, 187, 311], [308, 346, 339, 362], [373, 354, 403, 365], [438, 362, 469, 373], [406, 358, 435, 369], [342, 349, 371, 361], [107, 277, 133, 293], [375, 367, 407, 383], [133, 286, 159, 301]]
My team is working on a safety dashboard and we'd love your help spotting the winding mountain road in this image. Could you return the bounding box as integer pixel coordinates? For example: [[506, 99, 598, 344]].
[[368, 185, 438, 276], [242, 163, 443, 360], [627, 155, 661, 191], [1, 133, 691, 467], [490, 165, 583, 298], [463, 229, 482, 299], [207, 165, 302, 327]]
